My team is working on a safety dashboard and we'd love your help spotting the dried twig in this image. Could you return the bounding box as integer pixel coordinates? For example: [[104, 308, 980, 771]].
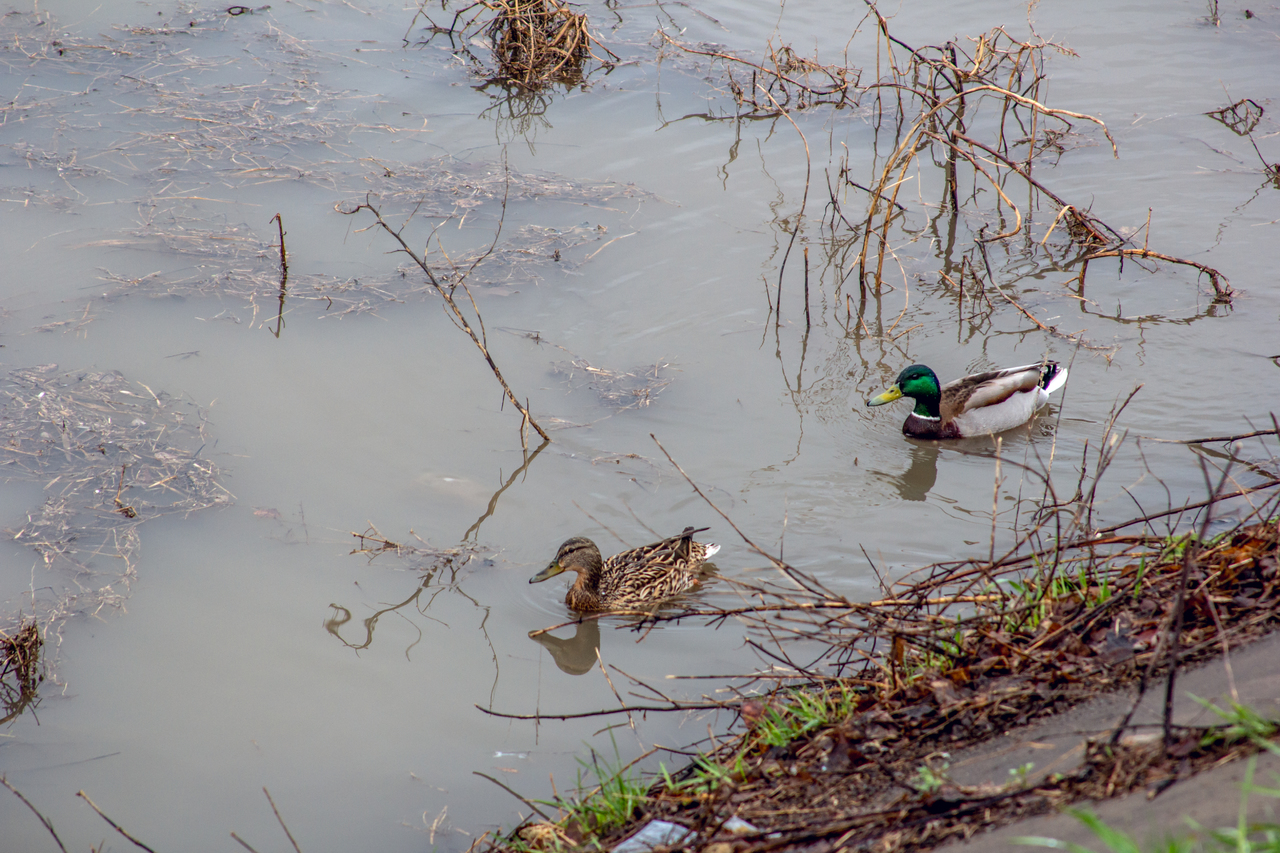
[[1082, 247, 1233, 303], [474, 771, 555, 822], [76, 790, 157, 853], [263, 788, 303, 853], [341, 199, 549, 441], [0, 776, 67, 853], [270, 213, 289, 338]]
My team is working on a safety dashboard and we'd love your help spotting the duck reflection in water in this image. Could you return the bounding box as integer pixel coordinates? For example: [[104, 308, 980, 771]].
[[875, 442, 941, 502], [529, 619, 601, 675]]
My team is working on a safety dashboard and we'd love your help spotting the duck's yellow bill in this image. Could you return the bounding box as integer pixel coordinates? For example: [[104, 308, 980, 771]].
[[529, 562, 565, 584], [867, 385, 903, 407]]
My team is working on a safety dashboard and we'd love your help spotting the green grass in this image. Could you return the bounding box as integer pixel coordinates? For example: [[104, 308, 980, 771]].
[[1156, 529, 1233, 565], [1005, 563, 1116, 633], [1017, 696, 1280, 853], [1008, 761, 1036, 789], [910, 624, 968, 672], [650, 683, 864, 803], [1160, 533, 1198, 563], [912, 756, 951, 794], [1193, 696, 1280, 757], [1001, 524, 1235, 637], [659, 752, 749, 796], [1017, 805, 1198, 852], [526, 735, 648, 848], [750, 684, 861, 749], [1186, 756, 1280, 852]]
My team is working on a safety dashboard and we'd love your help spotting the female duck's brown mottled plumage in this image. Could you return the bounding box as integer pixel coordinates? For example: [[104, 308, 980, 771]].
[[529, 527, 719, 612]]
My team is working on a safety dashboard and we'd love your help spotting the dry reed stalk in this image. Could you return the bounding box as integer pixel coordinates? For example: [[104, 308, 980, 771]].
[[809, 14, 1237, 345], [76, 790, 158, 853], [658, 33, 861, 117], [0, 619, 42, 724], [0, 774, 68, 853]]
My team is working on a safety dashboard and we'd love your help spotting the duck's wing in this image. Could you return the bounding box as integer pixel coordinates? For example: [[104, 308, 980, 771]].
[[940, 364, 1047, 420], [608, 527, 711, 570], [597, 527, 714, 605]]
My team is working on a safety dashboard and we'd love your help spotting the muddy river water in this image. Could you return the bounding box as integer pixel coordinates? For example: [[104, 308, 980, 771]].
[[1, 0, 1277, 849]]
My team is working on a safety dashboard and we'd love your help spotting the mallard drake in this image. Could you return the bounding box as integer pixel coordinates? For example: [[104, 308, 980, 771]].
[[866, 361, 1067, 439], [529, 527, 719, 612]]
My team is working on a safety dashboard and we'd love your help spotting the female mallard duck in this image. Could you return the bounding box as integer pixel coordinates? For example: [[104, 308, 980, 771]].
[[866, 361, 1067, 439], [529, 527, 719, 612]]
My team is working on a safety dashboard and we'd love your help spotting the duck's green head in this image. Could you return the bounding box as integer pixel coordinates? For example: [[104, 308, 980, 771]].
[[866, 365, 942, 417]]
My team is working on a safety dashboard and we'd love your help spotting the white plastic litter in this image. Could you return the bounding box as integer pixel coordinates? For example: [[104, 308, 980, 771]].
[[722, 816, 761, 835], [612, 820, 694, 853]]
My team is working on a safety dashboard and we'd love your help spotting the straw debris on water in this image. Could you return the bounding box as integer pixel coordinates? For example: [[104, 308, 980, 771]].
[[0, 366, 230, 676]]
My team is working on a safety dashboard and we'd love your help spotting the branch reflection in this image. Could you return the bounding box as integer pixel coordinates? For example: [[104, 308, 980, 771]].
[[465, 438, 549, 541]]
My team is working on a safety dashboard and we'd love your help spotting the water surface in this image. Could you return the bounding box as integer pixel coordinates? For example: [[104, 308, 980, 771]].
[[1, 0, 1277, 848]]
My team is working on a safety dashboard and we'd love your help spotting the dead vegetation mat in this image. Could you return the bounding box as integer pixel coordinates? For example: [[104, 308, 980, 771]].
[[0, 365, 230, 711], [504, 510, 1280, 853], [413, 0, 616, 87]]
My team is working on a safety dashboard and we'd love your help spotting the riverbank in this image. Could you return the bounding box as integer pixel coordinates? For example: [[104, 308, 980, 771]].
[[487, 463, 1280, 853]]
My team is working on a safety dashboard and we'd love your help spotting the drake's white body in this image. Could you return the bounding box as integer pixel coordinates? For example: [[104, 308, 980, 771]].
[[948, 363, 1068, 436]]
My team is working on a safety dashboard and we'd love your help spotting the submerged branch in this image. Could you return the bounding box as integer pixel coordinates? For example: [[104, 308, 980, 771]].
[[1, 776, 67, 853], [76, 790, 158, 853], [340, 198, 549, 442], [1082, 246, 1233, 303]]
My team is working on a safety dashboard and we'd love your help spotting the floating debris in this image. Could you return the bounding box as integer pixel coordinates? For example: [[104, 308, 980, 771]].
[[0, 618, 41, 724], [551, 358, 676, 411], [0, 366, 230, 694], [413, 0, 617, 88], [348, 524, 489, 574], [0, 10, 650, 329]]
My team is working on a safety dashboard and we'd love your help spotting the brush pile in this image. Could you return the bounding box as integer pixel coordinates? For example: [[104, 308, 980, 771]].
[[0, 618, 41, 724], [417, 0, 614, 87], [486, 0, 591, 86]]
